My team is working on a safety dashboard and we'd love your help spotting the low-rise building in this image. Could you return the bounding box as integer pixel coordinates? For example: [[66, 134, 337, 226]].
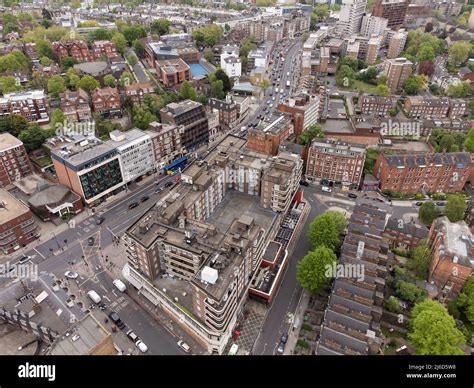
[[155, 58, 191, 88], [53, 40, 92, 62], [404, 97, 450, 119], [59, 89, 92, 123], [358, 95, 397, 116], [384, 217, 428, 250], [91, 87, 122, 119], [123, 82, 155, 104], [91, 40, 118, 60], [0, 90, 49, 124]]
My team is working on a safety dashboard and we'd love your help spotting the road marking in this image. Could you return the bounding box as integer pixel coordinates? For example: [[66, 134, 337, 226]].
[[103, 295, 111, 302], [100, 285, 109, 293], [34, 249, 45, 259]]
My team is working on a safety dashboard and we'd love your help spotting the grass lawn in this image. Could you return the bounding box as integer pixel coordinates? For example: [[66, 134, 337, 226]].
[[37, 155, 53, 167], [381, 326, 407, 340], [341, 80, 379, 94]]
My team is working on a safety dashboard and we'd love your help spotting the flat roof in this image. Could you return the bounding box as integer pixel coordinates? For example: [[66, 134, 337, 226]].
[[0, 189, 30, 224], [0, 133, 23, 152]]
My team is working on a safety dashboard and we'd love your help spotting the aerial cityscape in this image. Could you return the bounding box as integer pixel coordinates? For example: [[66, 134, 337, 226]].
[[0, 0, 473, 376]]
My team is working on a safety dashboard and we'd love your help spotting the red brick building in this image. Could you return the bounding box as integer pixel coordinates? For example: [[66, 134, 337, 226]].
[[246, 113, 293, 156], [59, 89, 92, 123], [91, 40, 118, 60], [0, 133, 32, 188], [155, 58, 191, 88], [374, 152, 472, 194], [428, 216, 473, 297], [91, 87, 122, 119], [53, 40, 92, 62], [0, 189, 39, 255], [383, 217, 428, 249], [124, 82, 155, 103]]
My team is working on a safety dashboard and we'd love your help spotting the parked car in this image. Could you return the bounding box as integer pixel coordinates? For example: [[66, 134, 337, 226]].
[[87, 290, 101, 304], [135, 340, 148, 353], [126, 329, 138, 342], [280, 333, 288, 344], [108, 311, 125, 329], [415, 202, 423, 207], [96, 216, 105, 225], [348, 193, 358, 199], [276, 341, 285, 354], [87, 236, 95, 246], [113, 279, 127, 292], [299, 180, 310, 187], [177, 340, 191, 353], [18, 255, 32, 264], [64, 271, 78, 279], [322, 186, 332, 193], [140, 195, 149, 202], [164, 182, 173, 188], [436, 201, 445, 206], [128, 202, 139, 210]]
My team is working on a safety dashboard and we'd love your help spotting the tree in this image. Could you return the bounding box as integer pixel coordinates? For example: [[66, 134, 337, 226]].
[[0, 51, 29, 73], [396, 280, 427, 303], [210, 79, 225, 100], [419, 202, 440, 225], [132, 103, 157, 130], [377, 74, 388, 86], [446, 81, 471, 98], [455, 277, 474, 324], [214, 69, 232, 92], [384, 296, 402, 313], [260, 78, 271, 91], [112, 32, 128, 55], [192, 24, 224, 47], [47, 75, 66, 97], [50, 109, 65, 133], [150, 19, 170, 36], [179, 80, 197, 101], [417, 43, 435, 62], [448, 41, 472, 67], [119, 71, 134, 87], [357, 66, 378, 84], [204, 50, 215, 64], [121, 25, 147, 45], [36, 39, 55, 60], [308, 211, 346, 250], [78, 75, 100, 93], [87, 28, 112, 43], [464, 127, 474, 152], [418, 60, 435, 76], [0, 76, 22, 94], [127, 53, 138, 67], [104, 74, 117, 88], [296, 246, 337, 295], [40, 56, 54, 67], [0, 114, 29, 137], [133, 39, 145, 59], [445, 194, 467, 222], [407, 240, 431, 279], [403, 75, 424, 95], [409, 299, 465, 355], [336, 65, 355, 88], [60, 57, 78, 72], [18, 124, 49, 152], [298, 124, 324, 145], [375, 84, 390, 96]]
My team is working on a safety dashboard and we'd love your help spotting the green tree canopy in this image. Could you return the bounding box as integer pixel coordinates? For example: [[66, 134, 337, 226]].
[[409, 299, 465, 355], [18, 124, 50, 152], [448, 41, 472, 67], [464, 127, 474, 152], [150, 19, 170, 36], [47, 75, 66, 97], [445, 194, 467, 222], [0, 76, 23, 94], [78, 75, 100, 93], [112, 32, 128, 55], [192, 24, 224, 47], [0, 114, 29, 137], [403, 75, 424, 95], [407, 239, 431, 279], [446, 81, 471, 98], [419, 202, 440, 225], [296, 246, 337, 295], [308, 211, 346, 250], [455, 276, 474, 324], [104, 74, 117, 88], [179, 80, 197, 101]]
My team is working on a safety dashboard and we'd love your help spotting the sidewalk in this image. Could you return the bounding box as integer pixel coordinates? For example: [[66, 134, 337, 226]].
[[284, 289, 310, 355]]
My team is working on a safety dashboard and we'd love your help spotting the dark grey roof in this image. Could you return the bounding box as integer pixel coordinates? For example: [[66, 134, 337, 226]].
[[384, 152, 471, 168]]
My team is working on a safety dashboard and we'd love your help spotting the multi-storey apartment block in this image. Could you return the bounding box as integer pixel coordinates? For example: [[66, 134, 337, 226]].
[[246, 113, 294, 156], [372, 0, 408, 29], [404, 97, 450, 119], [360, 13, 388, 37], [277, 94, 320, 138], [0, 90, 50, 123], [209, 96, 239, 129], [384, 57, 412, 94], [146, 121, 185, 171], [387, 30, 407, 59], [429, 217, 474, 298], [0, 133, 32, 188], [122, 135, 302, 354], [160, 100, 209, 152], [306, 140, 367, 189], [374, 152, 472, 194], [53, 40, 92, 62], [357, 95, 397, 116], [155, 58, 191, 88]]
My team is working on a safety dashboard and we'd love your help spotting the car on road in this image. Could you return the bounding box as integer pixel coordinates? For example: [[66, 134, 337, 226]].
[[322, 186, 332, 193], [154, 187, 163, 194], [414, 202, 423, 207], [64, 271, 78, 279], [177, 340, 191, 353], [128, 202, 139, 210], [113, 279, 127, 292], [126, 329, 139, 342], [436, 201, 445, 206], [87, 236, 95, 246], [140, 195, 149, 202], [96, 216, 105, 225], [164, 182, 173, 188], [87, 290, 102, 304], [299, 180, 309, 187], [135, 340, 148, 353], [109, 311, 125, 329], [348, 193, 358, 199], [276, 341, 285, 354], [280, 333, 288, 344], [18, 255, 32, 264]]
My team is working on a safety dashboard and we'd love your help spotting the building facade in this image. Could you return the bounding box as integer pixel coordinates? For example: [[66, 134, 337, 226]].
[[0, 133, 32, 188], [0, 90, 50, 124]]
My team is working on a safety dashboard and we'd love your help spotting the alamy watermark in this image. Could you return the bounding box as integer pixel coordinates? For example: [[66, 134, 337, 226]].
[[0, 262, 39, 282], [325, 262, 365, 282], [380, 119, 421, 138], [55, 120, 96, 137]]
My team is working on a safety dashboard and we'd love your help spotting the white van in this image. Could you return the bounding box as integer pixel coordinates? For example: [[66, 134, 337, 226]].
[[135, 340, 148, 353], [87, 290, 101, 304], [113, 279, 127, 293], [322, 186, 332, 193]]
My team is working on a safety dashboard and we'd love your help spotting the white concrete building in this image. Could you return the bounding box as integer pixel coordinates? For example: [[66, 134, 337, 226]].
[[361, 13, 388, 37], [220, 45, 241, 78], [338, 0, 367, 36], [107, 129, 155, 184]]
